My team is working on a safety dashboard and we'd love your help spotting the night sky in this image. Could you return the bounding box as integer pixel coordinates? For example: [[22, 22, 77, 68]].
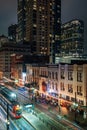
[[0, 0, 17, 35], [0, 0, 87, 37]]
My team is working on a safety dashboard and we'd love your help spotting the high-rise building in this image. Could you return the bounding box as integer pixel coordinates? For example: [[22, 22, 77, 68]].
[[17, 0, 26, 42], [17, 0, 61, 63], [8, 24, 17, 42], [61, 19, 84, 56]]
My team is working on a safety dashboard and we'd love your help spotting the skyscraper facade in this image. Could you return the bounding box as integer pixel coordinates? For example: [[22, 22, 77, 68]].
[[17, 0, 26, 42], [17, 0, 61, 63], [61, 19, 84, 56]]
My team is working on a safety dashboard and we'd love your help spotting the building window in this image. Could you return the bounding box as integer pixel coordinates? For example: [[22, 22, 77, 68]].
[[77, 86, 83, 96], [60, 82, 65, 91], [61, 70, 65, 79], [52, 82, 54, 89], [55, 72, 58, 80], [77, 71, 82, 82], [52, 72, 54, 79], [68, 71, 73, 80], [71, 97, 75, 102], [79, 100, 83, 105], [68, 84, 73, 93], [48, 71, 51, 78], [55, 83, 58, 91]]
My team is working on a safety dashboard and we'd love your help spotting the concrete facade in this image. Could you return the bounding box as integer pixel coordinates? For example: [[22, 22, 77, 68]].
[[15, 62, 87, 107]]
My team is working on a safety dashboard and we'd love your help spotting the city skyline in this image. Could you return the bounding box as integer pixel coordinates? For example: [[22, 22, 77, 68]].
[[0, 1, 87, 129], [0, 0, 87, 36]]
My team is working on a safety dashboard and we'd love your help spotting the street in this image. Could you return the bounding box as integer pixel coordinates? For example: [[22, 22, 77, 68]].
[[14, 87, 85, 130], [0, 84, 86, 130]]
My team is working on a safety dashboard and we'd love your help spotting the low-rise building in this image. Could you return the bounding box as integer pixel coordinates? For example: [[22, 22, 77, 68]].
[[13, 61, 87, 109]]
